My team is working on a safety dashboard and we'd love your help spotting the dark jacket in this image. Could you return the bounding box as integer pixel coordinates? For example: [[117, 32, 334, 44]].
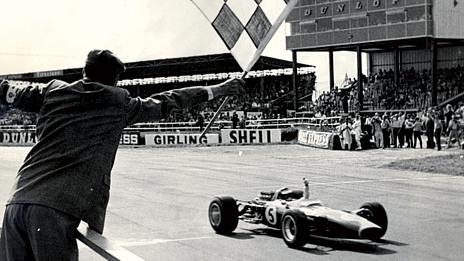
[[2, 79, 209, 233]]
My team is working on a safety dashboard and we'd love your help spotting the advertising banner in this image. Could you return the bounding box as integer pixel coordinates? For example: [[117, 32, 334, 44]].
[[221, 129, 281, 144], [119, 132, 144, 146], [0, 131, 36, 145], [298, 129, 332, 149], [144, 133, 219, 146]]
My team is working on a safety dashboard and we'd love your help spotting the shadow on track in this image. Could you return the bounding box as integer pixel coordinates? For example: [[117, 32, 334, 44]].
[[222, 228, 403, 256]]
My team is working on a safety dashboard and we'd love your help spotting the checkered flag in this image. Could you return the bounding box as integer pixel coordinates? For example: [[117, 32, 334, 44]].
[[191, 0, 299, 72]]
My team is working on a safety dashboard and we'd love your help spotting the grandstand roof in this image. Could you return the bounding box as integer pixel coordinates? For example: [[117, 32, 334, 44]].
[[0, 53, 313, 84], [295, 37, 464, 53]]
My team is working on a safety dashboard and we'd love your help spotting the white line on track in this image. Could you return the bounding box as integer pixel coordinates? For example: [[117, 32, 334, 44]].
[[117, 236, 215, 247]]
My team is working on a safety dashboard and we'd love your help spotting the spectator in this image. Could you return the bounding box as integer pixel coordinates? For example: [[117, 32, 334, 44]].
[[404, 115, 415, 148], [425, 112, 435, 149], [239, 115, 246, 129], [339, 117, 352, 150], [446, 114, 460, 148], [352, 114, 362, 150], [434, 115, 443, 151], [381, 115, 391, 149], [196, 113, 204, 132], [413, 117, 423, 149], [398, 111, 406, 148], [444, 104, 454, 130], [372, 113, 383, 148], [391, 114, 401, 148], [231, 112, 239, 129]]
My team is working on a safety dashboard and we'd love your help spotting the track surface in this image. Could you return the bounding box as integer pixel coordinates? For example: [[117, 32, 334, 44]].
[[1, 145, 463, 260]]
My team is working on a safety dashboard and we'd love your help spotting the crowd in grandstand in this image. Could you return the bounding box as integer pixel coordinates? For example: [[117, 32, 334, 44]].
[[314, 66, 464, 116], [1, 66, 463, 150]]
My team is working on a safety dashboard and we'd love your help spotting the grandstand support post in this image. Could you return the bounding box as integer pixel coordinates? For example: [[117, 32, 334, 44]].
[[292, 50, 298, 112], [329, 49, 335, 91], [394, 47, 400, 90], [431, 39, 438, 106], [357, 45, 363, 111]]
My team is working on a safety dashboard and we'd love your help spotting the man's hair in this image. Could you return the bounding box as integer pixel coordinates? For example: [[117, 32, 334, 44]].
[[83, 50, 125, 85]]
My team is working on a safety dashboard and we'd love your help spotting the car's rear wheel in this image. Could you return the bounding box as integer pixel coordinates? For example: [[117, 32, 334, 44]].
[[208, 196, 238, 234], [281, 210, 308, 248], [358, 202, 388, 239]]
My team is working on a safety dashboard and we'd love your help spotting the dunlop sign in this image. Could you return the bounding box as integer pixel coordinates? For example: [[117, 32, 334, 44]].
[[0, 131, 36, 145]]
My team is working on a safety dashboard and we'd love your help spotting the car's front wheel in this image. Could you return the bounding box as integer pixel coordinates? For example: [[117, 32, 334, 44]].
[[208, 196, 238, 234], [281, 210, 308, 248], [358, 202, 388, 239]]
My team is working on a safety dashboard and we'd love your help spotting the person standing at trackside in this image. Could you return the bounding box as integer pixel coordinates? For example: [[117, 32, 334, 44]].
[[391, 114, 401, 148], [398, 111, 406, 148], [434, 115, 443, 151], [231, 111, 239, 129], [0, 50, 245, 260], [381, 114, 391, 149], [425, 112, 435, 149], [412, 117, 423, 149], [444, 104, 454, 130], [352, 114, 362, 150], [196, 112, 205, 132], [446, 114, 460, 149], [339, 117, 353, 150], [404, 114, 415, 148], [372, 113, 383, 148]]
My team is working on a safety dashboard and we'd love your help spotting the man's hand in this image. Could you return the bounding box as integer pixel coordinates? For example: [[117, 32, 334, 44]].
[[0, 80, 11, 104], [209, 78, 245, 99]]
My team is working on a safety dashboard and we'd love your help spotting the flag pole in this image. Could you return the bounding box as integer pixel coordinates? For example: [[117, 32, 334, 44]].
[[199, 71, 248, 139], [197, 0, 299, 139]]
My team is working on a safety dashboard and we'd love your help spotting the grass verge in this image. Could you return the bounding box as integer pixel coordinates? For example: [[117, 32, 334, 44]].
[[383, 153, 464, 176]]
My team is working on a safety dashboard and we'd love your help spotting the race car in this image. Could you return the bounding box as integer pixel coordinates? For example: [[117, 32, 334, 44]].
[[208, 179, 388, 248]]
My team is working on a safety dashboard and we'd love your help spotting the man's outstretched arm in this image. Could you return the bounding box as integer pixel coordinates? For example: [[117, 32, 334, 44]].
[[125, 78, 245, 125], [0, 80, 53, 113]]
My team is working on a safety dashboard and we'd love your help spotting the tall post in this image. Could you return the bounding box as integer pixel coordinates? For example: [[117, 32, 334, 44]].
[[431, 40, 438, 106], [394, 47, 400, 90], [329, 49, 335, 91], [292, 50, 298, 112], [357, 45, 363, 111]]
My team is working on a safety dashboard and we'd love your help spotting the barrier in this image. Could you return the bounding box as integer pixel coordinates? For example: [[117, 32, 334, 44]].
[[0, 116, 341, 147], [0, 131, 36, 145], [0, 224, 144, 261], [297, 129, 342, 150], [221, 129, 281, 144], [144, 133, 219, 146]]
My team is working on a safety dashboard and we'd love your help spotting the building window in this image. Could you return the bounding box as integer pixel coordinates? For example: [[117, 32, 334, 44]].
[[406, 6, 426, 22], [316, 18, 332, 32], [368, 11, 386, 26]]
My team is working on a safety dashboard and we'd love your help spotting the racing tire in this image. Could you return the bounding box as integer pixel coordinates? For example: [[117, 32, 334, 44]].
[[358, 202, 388, 240], [281, 210, 308, 248], [208, 196, 238, 234]]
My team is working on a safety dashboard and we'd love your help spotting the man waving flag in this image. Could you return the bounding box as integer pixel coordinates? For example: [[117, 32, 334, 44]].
[[190, 0, 299, 136]]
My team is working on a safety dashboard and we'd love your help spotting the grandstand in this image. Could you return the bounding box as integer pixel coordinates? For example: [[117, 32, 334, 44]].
[[0, 53, 316, 125], [286, 0, 464, 114]]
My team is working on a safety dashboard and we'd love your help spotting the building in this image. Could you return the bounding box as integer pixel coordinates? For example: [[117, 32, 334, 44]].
[[286, 0, 464, 110]]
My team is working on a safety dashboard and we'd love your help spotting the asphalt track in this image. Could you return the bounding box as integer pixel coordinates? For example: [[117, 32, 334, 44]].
[[0, 145, 463, 261]]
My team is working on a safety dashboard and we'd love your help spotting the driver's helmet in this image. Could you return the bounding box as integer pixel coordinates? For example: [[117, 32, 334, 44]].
[[259, 191, 275, 201]]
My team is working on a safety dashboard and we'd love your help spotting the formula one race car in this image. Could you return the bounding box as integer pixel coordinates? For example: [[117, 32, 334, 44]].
[[208, 179, 388, 248]]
